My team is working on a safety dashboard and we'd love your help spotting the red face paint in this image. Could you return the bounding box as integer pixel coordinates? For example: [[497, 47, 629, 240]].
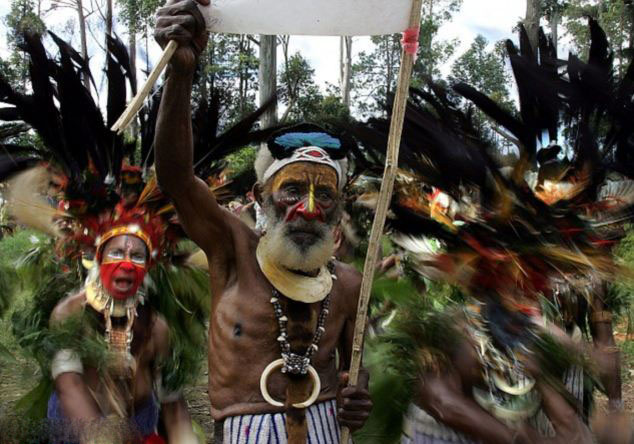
[[284, 200, 325, 223], [99, 260, 146, 300]]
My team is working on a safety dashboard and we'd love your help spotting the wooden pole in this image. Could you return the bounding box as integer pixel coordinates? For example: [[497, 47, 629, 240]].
[[111, 40, 178, 134], [339, 0, 422, 442]]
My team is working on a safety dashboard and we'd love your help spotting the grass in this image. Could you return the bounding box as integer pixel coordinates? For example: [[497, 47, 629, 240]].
[[0, 229, 45, 349]]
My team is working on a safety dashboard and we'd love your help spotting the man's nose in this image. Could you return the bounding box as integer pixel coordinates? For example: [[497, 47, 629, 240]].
[[298, 184, 325, 221], [295, 200, 323, 221]]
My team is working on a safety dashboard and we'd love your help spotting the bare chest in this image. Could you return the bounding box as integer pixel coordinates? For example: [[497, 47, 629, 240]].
[[208, 264, 347, 372]]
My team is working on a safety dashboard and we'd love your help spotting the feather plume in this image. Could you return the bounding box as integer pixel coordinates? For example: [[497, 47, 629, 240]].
[[6, 166, 65, 237]]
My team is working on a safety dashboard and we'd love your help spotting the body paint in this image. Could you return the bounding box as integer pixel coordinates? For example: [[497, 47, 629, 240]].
[[100, 260, 146, 300]]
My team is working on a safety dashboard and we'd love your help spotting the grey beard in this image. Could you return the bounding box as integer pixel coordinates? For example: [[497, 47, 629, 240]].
[[260, 204, 337, 273]]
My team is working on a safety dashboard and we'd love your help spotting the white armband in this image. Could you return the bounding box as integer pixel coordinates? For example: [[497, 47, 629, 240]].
[[155, 373, 182, 403], [51, 349, 84, 380]]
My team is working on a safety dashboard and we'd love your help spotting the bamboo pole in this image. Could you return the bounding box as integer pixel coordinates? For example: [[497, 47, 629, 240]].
[[111, 40, 178, 134], [339, 1, 422, 442]]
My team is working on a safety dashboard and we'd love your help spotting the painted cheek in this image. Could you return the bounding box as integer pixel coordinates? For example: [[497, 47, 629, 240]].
[[284, 201, 305, 222], [99, 261, 146, 300]]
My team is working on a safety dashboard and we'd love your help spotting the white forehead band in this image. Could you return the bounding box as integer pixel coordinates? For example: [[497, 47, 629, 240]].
[[262, 146, 343, 187]]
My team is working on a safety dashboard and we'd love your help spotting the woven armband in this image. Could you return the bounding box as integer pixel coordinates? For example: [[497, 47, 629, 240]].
[[591, 310, 613, 323], [51, 349, 84, 380]]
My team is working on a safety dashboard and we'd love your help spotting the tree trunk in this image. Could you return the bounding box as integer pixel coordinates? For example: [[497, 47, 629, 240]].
[[128, 30, 137, 93], [339, 36, 353, 108], [128, 29, 139, 138], [76, 0, 90, 90], [105, 0, 112, 36], [105, 0, 113, 65], [549, 9, 559, 53], [523, 0, 542, 58], [259, 34, 277, 127], [280, 35, 294, 121]]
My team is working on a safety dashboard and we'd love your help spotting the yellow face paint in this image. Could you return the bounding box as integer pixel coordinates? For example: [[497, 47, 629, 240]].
[[269, 162, 338, 195], [308, 183, 316, 213]]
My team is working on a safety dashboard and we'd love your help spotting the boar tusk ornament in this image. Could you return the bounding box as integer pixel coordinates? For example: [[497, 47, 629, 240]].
[[260, 359, 321, 408]]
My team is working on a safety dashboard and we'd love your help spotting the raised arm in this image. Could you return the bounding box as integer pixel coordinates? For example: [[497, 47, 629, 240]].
[[154, 0, 233, 261]]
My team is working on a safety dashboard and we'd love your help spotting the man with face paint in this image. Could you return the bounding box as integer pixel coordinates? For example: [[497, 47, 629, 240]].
[[48, 225, 198, 444], [153, 2, 372, 442]]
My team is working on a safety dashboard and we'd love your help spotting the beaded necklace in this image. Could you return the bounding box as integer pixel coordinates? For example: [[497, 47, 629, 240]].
[[269, 262, 336, 375]]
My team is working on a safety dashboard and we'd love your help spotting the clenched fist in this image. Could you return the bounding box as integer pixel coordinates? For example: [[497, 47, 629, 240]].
[[154, 0, 210, 75]]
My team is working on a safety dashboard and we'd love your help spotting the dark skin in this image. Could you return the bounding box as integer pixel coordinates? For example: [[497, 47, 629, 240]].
[[153, 0, 371, 429], [417, 316, 594, 444], [50, 235, 196, 443], [587, 284, 622, 412], [547, 281, 623, 411]]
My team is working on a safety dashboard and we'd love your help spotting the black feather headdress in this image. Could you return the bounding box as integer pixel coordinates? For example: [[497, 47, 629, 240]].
[[351, 20, 634, 306]]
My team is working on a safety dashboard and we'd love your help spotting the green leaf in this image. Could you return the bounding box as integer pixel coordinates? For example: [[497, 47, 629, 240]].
[[14, 378, 53, 420]]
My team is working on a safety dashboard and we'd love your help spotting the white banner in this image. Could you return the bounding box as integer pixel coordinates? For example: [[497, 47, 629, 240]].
[[201, 0, 414, 36]]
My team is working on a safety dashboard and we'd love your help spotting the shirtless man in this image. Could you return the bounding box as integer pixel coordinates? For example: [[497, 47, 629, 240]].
[[49, 233, 197, 443], [153, 2, 372, 441], [404, 298, 595, 444]]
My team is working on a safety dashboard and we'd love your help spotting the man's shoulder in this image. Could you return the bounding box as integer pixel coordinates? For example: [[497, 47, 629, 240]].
[[50, 290, 86, 324], [203, 207, 258, 254], [333, 261, 362, 302], [334, 261, 362, 282]]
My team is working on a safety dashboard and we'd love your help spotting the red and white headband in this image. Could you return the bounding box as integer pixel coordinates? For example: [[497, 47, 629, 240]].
[[262, 146, 344, 187]]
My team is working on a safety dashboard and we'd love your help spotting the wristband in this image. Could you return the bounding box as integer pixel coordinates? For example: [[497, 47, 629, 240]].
[[51, 349, 83, 379]]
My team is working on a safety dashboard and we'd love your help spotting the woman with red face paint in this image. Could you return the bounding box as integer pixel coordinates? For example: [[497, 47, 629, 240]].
[[47, 221, 200, 444], [0, 36, 201, 442]]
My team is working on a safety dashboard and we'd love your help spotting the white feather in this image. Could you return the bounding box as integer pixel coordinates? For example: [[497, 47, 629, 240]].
[[6, 166, 64, 237]]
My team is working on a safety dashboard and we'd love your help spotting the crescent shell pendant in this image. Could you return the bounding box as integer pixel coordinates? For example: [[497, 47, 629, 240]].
[[492, 371, 535, 396], [260, 359, 321, 409]]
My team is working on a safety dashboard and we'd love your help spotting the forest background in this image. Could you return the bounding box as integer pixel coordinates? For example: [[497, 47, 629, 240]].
[[0, 0, 633, 442]]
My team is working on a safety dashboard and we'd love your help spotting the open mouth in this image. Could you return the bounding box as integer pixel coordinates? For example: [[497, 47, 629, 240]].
[[113, 276, 134, 292]]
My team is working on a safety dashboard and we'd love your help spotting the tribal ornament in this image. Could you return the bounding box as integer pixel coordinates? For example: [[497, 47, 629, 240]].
[[260, 261, 335, 409], [255, 123, 353, 191], [465, 305, 541, 425], [271, 287, 331, 376], [85, 271, 146, 378]]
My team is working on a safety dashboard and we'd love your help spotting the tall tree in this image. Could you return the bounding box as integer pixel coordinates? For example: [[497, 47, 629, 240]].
[[3, 0, 46, 91], [564, 0, 634, 77], [543, 0, 566, 49], [194, 32, 259, 127], [48, 0, 93, 89], [353, 33, 402, 116], [339, 36, 353, 108], [278, 50, 323, 122], [450, 36, 513, 148], [259, 35, 278, 128], [524, 0, 543, 56], [352, 0, 462, 116], [414, 0, 462, 80], [117, 0, 167, 90]]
